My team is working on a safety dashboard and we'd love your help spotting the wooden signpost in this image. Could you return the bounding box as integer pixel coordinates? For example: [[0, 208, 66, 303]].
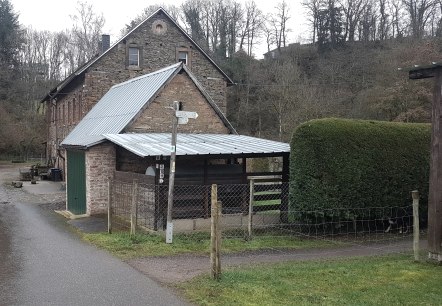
[[409, 65, 442, 261]]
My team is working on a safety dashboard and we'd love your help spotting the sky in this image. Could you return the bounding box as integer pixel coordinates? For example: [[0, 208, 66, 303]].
[[11, 0, 308, 58]]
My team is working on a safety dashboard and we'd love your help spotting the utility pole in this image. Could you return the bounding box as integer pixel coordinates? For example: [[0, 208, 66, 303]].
[[166, 101, 198, 244]]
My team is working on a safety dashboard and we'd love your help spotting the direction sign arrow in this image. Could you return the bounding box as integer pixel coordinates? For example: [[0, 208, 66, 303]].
[[175, 111, 198, 119]]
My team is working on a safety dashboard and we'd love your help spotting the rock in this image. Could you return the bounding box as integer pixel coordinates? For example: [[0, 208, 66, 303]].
[[12, 181, 23, 188]]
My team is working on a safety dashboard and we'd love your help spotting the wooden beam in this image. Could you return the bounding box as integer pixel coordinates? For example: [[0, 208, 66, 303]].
[[428, 69, 442, 256], [409, 67, 438, 80]]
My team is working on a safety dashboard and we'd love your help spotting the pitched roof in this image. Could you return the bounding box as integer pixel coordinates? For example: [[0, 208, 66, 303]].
[[61, 63, 236, 148], [41, 8, 233, 103], [104, 133, 290, 157]]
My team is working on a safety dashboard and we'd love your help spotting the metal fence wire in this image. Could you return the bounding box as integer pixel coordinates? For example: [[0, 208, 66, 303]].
[[109, 179, 418, 245]]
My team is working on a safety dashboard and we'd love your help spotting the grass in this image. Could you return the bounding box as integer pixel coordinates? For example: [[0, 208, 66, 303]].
[[81, 231, 336, 259], [178, 254, 442, 306]]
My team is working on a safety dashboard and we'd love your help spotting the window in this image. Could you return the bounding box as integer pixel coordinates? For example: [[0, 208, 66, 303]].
[[178, 51, 188, 65], [128, 47, 139, 66]]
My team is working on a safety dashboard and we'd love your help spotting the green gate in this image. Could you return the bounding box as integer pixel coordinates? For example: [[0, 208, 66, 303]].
[[67, 150, 86, 215]]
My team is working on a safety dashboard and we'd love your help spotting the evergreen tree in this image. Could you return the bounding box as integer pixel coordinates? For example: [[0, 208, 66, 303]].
[[0, 0, 22, 101]]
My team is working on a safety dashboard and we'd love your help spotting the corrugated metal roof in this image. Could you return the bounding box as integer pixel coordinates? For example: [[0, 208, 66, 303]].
[[103, 133, 290, 157], [61, 63, 181, 147]]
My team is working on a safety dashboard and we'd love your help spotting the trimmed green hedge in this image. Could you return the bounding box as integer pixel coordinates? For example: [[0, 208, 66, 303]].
[[290, 118, 430, 222]]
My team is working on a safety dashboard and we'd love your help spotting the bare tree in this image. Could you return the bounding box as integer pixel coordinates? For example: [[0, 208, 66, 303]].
[[124, 4, 181, 34], [403, 0, 437, 38], [66, 1, 105, 72], [340, 0, 367, 41], [182, 0, 209, 49], [378, 0, 391, 39], [267, 1, 291, 53], [303, 0, 322, 43], [390, 0, 405, 37]]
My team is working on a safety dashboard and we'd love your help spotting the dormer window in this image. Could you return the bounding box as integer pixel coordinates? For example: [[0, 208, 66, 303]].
[[178, 51, 188, 65], [128, 47, 139, 66]]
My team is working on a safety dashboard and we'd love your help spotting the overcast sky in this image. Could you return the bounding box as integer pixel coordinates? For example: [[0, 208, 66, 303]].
[[11, 0, 308, 57]]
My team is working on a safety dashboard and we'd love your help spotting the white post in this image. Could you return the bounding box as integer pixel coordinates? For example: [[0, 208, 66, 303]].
[[248, 179, 254, 240]]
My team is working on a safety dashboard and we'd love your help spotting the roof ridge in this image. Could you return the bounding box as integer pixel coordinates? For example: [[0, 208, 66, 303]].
[[111, 62, 182, 89]]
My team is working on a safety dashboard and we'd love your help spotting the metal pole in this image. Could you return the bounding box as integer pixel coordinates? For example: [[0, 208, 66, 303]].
[[166, 102, 179, 243]]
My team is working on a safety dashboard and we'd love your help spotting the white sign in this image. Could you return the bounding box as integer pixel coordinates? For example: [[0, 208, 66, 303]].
[[178, 117, 189, 125], [175, 111, 198, 119]]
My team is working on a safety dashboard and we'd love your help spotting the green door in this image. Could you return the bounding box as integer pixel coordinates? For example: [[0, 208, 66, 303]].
[[67, 150, 86, 214]]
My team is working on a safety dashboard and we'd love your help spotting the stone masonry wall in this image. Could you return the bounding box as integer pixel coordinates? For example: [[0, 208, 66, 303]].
[[85, 143, 116, 215], [84, 10, 228, 114], [47, 10, 229, 166], [127, 73, 230, 134], [47, 80, 89, 172]]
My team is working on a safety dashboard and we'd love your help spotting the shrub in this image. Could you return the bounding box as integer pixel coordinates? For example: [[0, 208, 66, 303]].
[[290, 118, 430, 223]]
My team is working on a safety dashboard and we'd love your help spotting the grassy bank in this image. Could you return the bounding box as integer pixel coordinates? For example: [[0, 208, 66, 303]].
[[178, 254, 442, 305], [82, 231, 335, 259]]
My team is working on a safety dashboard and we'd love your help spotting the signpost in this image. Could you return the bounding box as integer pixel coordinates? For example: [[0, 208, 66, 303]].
[[166, 102, 198, 244]]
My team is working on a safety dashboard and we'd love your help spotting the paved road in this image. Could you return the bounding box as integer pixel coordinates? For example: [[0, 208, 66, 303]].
[[0, 178, 189, 305]]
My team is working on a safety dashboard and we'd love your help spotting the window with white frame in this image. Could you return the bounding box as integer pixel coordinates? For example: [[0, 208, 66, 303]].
[[178, 51, 188, 65], [128, 47, 139, 66]]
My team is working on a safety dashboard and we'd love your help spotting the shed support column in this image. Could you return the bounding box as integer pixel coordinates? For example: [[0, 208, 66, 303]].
[[428, 69, 442, 260]]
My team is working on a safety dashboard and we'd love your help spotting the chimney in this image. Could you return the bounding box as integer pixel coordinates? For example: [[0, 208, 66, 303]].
[[101, 34, 110, 54]]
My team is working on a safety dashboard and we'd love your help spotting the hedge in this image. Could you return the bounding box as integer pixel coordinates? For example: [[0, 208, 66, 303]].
[[290, 118, 430, 222]]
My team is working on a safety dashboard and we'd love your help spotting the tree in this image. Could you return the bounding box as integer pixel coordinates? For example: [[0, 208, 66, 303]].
[[341, 0, 367, 41], [378, 0, 391, 40], [303, 0, 322, 43], [0, 0, 22, 101], [238, 1, 264, 56], [403, 0, 437, 38], [65, 1, 105, 72], [316, 0, 345, 52], [182, 0, 208, 49], [124, 4, 181, 34], [267, 1, 291, 53]]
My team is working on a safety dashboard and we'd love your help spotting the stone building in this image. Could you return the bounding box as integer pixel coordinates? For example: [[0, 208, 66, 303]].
[[41, 8, 233, 171], [61, 63, 238, 215]]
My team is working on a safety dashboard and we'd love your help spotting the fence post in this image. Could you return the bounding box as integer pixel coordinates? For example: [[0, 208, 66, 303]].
[[130, 179, 138, 237], [412, 190, 420, 261], [211, 184, 222, 280], [248, 179, 254, 240], [107, 180, 112, 234]]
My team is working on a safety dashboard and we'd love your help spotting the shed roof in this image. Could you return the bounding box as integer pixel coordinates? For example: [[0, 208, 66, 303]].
[[41, 8, 234, 103], [61, 63, 235, 148], [103, 133, 290, 157]]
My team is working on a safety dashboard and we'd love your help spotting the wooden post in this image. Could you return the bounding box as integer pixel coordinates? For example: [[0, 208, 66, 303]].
[[211, 184, 222, 280], [428, 69, 442, 260], [216, 200, 222, 278], [409, 66, 442, 262], [248, 179, 254, 240], [107, 180, 112, 234], [166, 102, 179, 244], [412, 190, 420, 261], [130, 180, 138, 237]]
